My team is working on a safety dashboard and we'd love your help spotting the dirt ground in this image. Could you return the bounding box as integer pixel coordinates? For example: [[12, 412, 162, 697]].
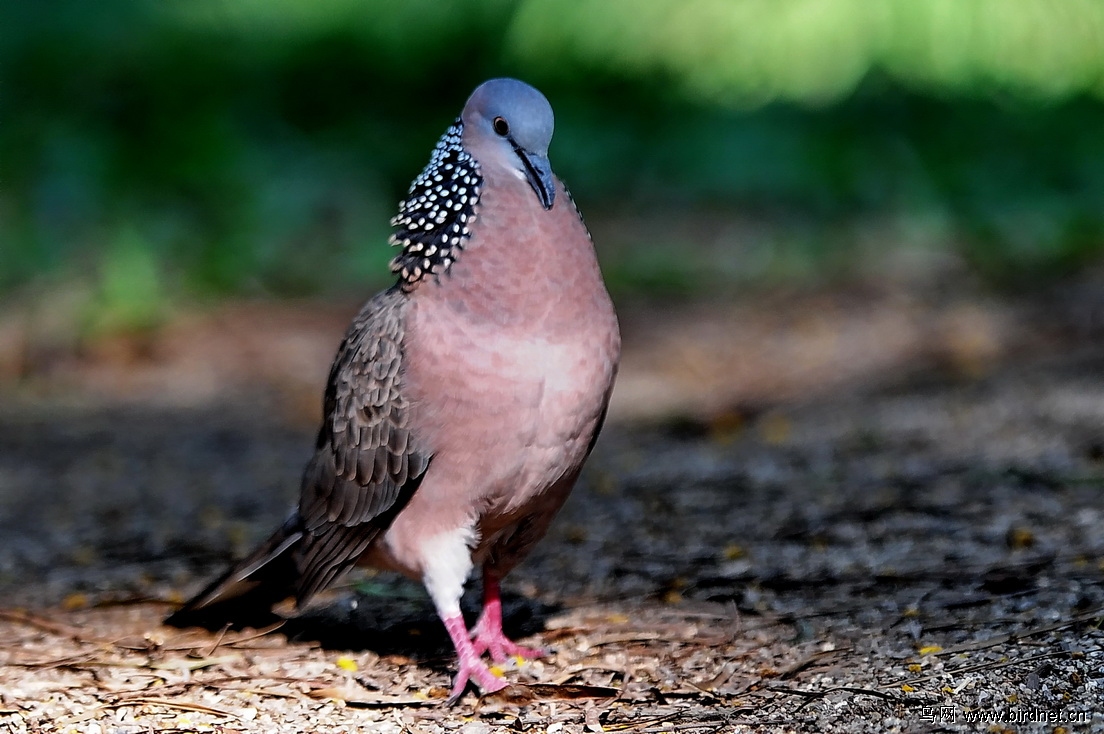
[[1, 280, 1103, 733]]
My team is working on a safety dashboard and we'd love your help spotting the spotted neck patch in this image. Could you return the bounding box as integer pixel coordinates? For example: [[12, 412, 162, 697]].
[[389, 119, 482, 288]]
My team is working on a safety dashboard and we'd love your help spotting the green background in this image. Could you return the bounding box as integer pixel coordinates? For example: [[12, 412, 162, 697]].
[[3, 0, 1104, 333]]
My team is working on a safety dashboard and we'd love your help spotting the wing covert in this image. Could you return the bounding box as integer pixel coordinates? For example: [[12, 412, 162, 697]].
[[293, 287, 431, 601]]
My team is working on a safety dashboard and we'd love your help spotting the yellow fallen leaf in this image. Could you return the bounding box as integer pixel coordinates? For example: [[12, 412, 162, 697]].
[[917, 645, 942, 655], [61, 593, 88, 611], [759, 414, 792, 445], [308, 687, 348, 701], [488, 665, 505, 678], [900, 684, 915, 692], [723, 544, 745, 560], [709, 410, 745, 442], [336, 656, 357, 672], [908, 664, 922, 673], [565, 526, 588, 544], [1006, 527, 1035, 549]]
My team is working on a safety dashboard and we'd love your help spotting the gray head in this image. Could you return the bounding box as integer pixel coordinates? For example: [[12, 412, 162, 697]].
[[388, 79, 557, 288], [462, 78, 556, 210]]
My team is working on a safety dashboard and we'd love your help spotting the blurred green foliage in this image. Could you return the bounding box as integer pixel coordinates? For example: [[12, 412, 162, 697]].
[[2, 0, 1104, 330], [513, 0, 1104, 105]]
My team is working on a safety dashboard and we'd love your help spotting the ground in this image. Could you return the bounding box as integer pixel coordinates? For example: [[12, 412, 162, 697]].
[[1, 280, 1103, 733]]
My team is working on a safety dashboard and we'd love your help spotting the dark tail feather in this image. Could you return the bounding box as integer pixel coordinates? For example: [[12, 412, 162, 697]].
[[165, 514, 304, 630]]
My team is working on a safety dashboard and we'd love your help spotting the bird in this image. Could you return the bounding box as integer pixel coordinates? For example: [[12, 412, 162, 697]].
[[166, 78, 621, 702]]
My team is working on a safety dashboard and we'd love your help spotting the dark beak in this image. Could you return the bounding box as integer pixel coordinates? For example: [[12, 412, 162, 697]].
[[512, 142, 555, 210]]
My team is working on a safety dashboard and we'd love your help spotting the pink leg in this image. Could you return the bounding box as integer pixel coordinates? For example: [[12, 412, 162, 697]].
[[471, 569, 546, 662], [441, 612, 508, 703]]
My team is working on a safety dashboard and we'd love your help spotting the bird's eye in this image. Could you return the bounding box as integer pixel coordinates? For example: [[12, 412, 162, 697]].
[[492, 116, 510, 136]]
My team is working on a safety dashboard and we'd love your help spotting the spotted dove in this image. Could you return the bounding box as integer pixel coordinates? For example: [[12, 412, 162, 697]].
[[166, 78, 621, 701]]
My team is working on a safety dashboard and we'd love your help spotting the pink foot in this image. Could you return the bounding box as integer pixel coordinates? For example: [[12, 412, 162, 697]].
[[472, 572, 546, 662], [441, 613, 508, 703]]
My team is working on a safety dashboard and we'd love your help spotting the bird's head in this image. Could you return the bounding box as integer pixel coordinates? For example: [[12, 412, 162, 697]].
[[462, 78, 556, 211]]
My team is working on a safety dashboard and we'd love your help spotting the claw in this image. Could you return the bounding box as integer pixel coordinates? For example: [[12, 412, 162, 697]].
[[472, 569, 545, 662], [436, 570, 548, 703], [445, 656, 508, 704], [441, 612, 509, 704], [471, 611, 545, 661]]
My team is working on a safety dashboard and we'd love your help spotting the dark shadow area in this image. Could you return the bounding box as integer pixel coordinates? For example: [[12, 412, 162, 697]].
[[159, 575, 557, 664], [283, 581, 558, 661]]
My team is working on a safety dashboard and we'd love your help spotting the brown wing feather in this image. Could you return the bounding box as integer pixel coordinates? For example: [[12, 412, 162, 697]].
[[167, 287, 433, 624], [293, 286, 431, 603]]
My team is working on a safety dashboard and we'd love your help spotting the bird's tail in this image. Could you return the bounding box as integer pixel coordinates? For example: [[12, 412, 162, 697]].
[[165, 513, 305, 630]]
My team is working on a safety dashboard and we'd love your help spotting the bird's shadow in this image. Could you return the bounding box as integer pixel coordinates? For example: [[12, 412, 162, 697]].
[[279, 575, 560, 665]]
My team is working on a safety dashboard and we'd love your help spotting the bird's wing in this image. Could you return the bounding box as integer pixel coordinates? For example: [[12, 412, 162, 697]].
[[294, 286, 431, 602]]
